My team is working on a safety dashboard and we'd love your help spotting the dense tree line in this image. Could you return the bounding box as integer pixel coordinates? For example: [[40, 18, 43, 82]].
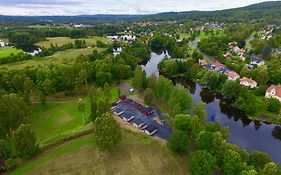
[[168, 112, 281, 175]]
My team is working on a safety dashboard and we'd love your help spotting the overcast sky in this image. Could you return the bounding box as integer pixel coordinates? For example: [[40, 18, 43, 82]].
[[0, 0, 274, 16]]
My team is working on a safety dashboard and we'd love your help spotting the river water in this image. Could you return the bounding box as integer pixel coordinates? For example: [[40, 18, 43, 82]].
[[142, 52, 281, 164]]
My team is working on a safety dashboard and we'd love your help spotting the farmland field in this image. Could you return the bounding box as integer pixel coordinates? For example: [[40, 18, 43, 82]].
[[36, 36, 110, 48], [0, 47, 104, 70], [9, 131, 189, 175], [0, 47, 22, 58]]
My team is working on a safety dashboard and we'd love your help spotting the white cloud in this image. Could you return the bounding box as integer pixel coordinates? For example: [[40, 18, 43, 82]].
[[0, 0, 274, 16]]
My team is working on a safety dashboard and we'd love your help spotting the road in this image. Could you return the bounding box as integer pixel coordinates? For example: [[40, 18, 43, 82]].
[[188, 38, 215, 63]]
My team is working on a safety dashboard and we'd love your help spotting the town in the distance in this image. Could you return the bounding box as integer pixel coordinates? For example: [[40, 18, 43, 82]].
[[0, 1, 280, 175]]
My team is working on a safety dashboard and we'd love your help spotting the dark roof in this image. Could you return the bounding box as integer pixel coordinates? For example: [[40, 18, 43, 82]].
[[251, 57, 263, 63], [119, 95, 126, 98], [141, 107, 153, 113], [114, 108, 124, 114], [131, 101, 143, 108], [125, 98, 133, 102], [133, 118, 145, 125], [146, 125, 158, 133], [205, 63, 212, 69], [122, 111, 134, 120]]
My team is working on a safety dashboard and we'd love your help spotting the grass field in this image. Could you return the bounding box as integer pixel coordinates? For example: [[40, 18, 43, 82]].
[[0, 47, 104, 70], [29, 87, 119, 144], [36, 37, 110, 48], [9, 131, 189, 175], [0, 47, 22, 58]]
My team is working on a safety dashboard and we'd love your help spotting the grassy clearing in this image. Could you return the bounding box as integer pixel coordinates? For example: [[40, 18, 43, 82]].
[[0, 47, 104, 70], [197, 29, 225, 40], [0, 47, 22, 58], [36, 36, 110, 48], [29, 87, 119, 143], [9, 130, 189, 175], [29, 100, 90, 143]]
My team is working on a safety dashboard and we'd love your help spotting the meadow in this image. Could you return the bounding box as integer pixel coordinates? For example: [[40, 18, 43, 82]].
[[36, 36, 110, 48], [0, 47, 22, 58], [9, 131, 189, 175], [0, 47, 104, 70]]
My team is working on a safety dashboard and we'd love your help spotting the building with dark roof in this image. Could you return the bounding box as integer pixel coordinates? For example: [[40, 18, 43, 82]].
[[145, 125, 158, 135], [122, 111, 134, 122], [141, 107, 154, 116], [131, 101, 143, 110], [125, 98, 133, 104], [113, 108, 125, 116], [119, 95, 126, 101], [132, 118, 145, 128]]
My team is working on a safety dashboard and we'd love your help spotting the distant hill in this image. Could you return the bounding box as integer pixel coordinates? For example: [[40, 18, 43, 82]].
[[146, 1, 281, 23], [0, 1, 280, 23]]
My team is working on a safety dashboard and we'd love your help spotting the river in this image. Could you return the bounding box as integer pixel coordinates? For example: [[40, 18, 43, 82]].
[[141, 52, 281, 164]]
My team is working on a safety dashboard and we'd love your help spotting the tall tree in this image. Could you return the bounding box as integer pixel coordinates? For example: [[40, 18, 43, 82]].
[[168, 130, 189, 154], [94, 113, 122, 151], [190, 150, 217, 175], [12, 124, 39, 159], [143, 88, 154, 105], [77, 98, 86, 124], [174, 114, 192, 133], [0, 94, 29, 138], [193, 101, 207, 123]]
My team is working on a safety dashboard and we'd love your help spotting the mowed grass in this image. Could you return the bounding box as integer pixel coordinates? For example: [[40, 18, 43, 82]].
[[9, 131, 189, 175], [28, 101, 89, 143], [0, 47, 22, 58], [0, 47, 104, 70], [29, 87, 119, 143], [36, 36, 110, 48]]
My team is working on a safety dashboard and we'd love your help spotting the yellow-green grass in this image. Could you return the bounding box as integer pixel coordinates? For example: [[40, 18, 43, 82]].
[[197, 29, 225, 39], [0, 47, 22, 58], [9, 131, 189, 175], [29, 87, 119, 143], [36, 36, 109, 48], [0, 47, 104, 70]]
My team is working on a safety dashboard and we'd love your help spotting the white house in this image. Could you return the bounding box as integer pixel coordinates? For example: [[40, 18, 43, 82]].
[[265, 85, 281, 102], [250, 58, 265, 67], [240, 77, 257, 88], [0, 40, 5, 47]]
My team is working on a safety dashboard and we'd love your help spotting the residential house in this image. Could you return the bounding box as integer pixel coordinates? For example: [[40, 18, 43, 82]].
[[0, 40, 5, 47], [145, 125, 158, 136], [265, 85, 281, 102], [224, 52, 232, 59], [218, 67, 229, 74], [240, 77, 257, 88], [212, 61, 223, 71], [273, 47, 281, 54], [199, 59, 207, 66], [250, 57, 265, 67], [227, 71, 240, 81]]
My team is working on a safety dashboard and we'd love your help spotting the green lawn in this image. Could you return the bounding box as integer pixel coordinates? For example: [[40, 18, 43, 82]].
[[197, 29, 225, 40], [0, 47, 104, 70], [0, 47, 22, 58], [36, 36, 110, 48], [29, 100, 90, 143], [9, 131, 189, 175], [29, 87, 119, 144]]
